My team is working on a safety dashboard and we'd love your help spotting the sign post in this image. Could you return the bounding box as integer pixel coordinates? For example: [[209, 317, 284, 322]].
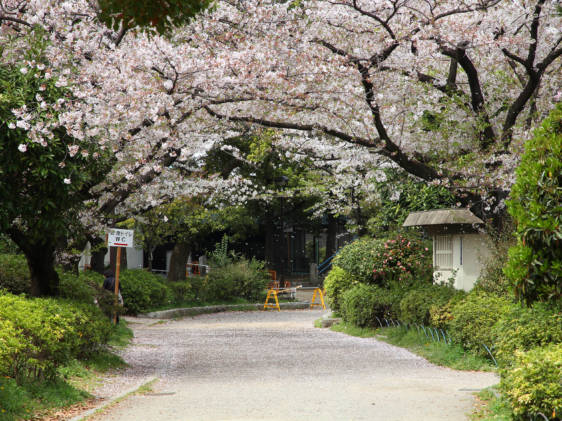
[[107, 229, 134, 324]]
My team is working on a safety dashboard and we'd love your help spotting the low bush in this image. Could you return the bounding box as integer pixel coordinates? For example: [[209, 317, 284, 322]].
[[323, 266, 354, 313], [493, 303, 562, 367], [332, 238, 386, 284], [399, 284, 459, 325], [429, 292, 467, 330], [448, 291, 513, 356], [203, 258, 268, 302], [500, 344, 562, 420], [0, 293, 112, 381], [119, 269, 172, 314], [168, 281, 195, 304], [0, 254, 31, 294], [340, 284, 395, 327]]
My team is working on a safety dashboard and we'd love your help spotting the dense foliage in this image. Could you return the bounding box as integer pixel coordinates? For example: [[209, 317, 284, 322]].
[[118, 269, 171, 315], [0, 293, 112, 381], [340, 284, 395, 328], [323, 266, 354, 314], [500, 344, 562, 420], [0, 254, 31, 295], [493, 303, 562, 367], [331, 238, 384, 284], [372, 234, 433, 287], [202, 258, 269, 302], [448, 291, 513, 356], [504, 103, 562, 305], [399, 284, 459, 326]]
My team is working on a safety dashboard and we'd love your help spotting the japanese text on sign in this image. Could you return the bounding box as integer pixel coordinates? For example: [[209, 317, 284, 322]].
[[107, 229, 134, 247]]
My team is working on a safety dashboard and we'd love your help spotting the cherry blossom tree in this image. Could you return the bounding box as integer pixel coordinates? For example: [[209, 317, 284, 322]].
[[1, 0, 560, 295], [171, 0, 562, 215]]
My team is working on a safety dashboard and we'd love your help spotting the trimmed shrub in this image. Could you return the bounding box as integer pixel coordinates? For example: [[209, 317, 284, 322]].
[[332, 238, 386, 284], [504, 103, 562, 305], [340, 284, 394, 327], [493, 303, 562, 367], [500, 344, 562, 420], [449, 291, 513, 355], [0, 293, 111, 380], [323, 266, 354, 313], [0, 254, 31, 295], [119, 269, 172, 314], [58, 270, 117, 318], [399, 284, 459, 325], [202, 258, 268, 302]]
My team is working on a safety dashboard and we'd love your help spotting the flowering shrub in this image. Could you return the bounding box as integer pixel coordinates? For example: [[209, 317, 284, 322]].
[[372, 234, 433, 287]]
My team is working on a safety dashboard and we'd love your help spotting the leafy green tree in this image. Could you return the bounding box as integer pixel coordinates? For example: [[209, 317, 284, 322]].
[[366, 170, 456, 235], [504, 103, 561, 306], [97, 0, 212, 36], [0, 29, 111, 296]]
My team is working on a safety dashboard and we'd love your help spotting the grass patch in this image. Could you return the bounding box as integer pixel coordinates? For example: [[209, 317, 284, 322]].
[[330, 323, 493, 371], [471, 387, 513, 420], [376, 327, 494, 371], [0, 376, 89, 421], [314, 318, 323, 328], [108, 319, 134, 348], [330, 322, 377, 338]]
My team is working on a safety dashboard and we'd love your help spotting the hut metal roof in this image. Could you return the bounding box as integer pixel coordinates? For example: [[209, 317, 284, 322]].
[[402, 209, 484, 227]]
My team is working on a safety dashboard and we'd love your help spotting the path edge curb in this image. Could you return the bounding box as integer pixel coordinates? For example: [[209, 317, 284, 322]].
[[69, 376, 158, 421], [142, 302, 312, 319]]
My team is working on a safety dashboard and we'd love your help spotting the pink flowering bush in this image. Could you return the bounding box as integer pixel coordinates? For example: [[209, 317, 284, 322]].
[[372, 234, 433, 287]]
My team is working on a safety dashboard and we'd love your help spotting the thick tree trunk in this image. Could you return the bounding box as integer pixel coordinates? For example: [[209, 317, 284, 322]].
[[8, 229, 60, 296], [325, 214, 337, 261], [167, 242, 190, 282]]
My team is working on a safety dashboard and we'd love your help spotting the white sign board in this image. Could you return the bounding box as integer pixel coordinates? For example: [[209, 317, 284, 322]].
[[107, 229, 134, 248]]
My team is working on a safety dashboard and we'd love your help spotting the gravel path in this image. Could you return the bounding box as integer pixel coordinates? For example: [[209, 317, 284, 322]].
[[90, 310, 497, 421]]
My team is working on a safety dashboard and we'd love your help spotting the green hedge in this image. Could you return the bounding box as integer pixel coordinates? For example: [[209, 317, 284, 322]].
[[332, 238, 386, 284], [118, 269, 171, 314], [493, 303, 562, 367], [449, 291, 514, 356], [500, 344, 562, 420], [323, 266, 354, 313], [0, 254, 31, 295], [399, 284, 460, 325], [0, 293, 112, 380], [340, 284, 396, 327]]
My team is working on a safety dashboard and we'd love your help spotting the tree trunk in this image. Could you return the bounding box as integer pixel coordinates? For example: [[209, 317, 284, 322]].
[[325, 213, 337, 261], [8, 229, 60, 297], [89, 236, 108, 274], [167, 242, 190, 282]]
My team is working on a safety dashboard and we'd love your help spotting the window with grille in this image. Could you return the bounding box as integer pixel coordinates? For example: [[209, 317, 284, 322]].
[[434, 235, 453, 269]]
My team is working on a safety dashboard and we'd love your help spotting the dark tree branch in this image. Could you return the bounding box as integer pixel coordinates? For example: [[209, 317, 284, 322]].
[[439, 44, 496, 149], [203, 105, 379, 148], [0, 14, 30, 26]]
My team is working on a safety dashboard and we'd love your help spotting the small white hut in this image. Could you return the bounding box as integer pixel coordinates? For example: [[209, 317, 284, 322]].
[[403, 209, 490, 291]]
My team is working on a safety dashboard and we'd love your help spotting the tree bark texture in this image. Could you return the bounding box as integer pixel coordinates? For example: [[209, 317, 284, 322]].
[[167, 242, 190, 282]]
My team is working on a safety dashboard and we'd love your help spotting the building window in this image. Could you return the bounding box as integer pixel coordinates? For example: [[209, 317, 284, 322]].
[[434, 235, 453, 269]]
